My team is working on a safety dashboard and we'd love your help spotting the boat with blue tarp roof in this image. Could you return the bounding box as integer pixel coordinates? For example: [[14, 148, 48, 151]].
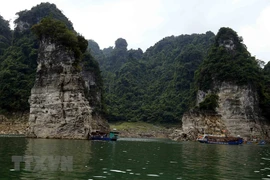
[[89, 130, 119, 141], [197, 134, 243, 145]]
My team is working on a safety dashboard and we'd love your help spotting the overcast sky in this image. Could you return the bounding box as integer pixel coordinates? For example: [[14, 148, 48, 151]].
[[0, 0, 269, 63]]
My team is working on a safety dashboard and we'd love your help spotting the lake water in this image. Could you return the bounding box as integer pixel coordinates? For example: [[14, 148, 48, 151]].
[[0, 137, 270, 180]]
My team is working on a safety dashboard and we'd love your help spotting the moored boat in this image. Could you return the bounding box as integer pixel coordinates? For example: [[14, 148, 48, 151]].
[[258, 140, 266, 145], [89, 130, 119, 141], [197, 134, 243, 145]]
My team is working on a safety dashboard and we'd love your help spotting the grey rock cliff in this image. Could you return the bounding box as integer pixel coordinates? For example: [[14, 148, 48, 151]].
[[26, 39, 109, 139], [178, 82, 270, 141], [81, 68, 109, 133]]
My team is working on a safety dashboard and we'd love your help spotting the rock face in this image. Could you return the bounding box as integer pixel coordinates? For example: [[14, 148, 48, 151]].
[[179, 82, 270, 141], [81, 68, 109, 133], [26, 39, 109, 139]]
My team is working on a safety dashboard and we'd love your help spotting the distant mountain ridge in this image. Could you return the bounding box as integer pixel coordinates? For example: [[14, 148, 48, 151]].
[[89, 28, 270, 124], [0, 2, 269, 128], [89, 32, 216, 122]]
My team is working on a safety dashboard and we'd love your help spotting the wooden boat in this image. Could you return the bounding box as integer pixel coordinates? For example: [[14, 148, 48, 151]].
[[197, 134, 243, 145], [89, 131, 119, 141]]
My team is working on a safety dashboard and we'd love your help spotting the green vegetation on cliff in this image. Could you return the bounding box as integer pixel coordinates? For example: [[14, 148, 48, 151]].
[[0, 3, 269, 124], [0, 15, 12, 56], [14, 2, 73, 32], [199, 94, 219, 111], [194, 27, 270, 119], [0, 3, 75, 113], [82, 51, 106, 116], [195, 27, 260, 91], [0, 3, 102, 114], [89, 28, 270, 122], [89, 32, 215, 123], [32, 17, 88, 61]]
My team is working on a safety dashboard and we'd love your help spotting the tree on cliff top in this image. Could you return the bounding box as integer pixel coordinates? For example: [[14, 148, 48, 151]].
[[31, 16, 87, 61], [115, 38, 128, 49], [195, 27, 260, 91]]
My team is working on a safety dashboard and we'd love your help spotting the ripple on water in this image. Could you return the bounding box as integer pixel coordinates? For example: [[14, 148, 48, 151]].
[[110, 169, 126, 173], [92, 176, 106, 179], [147, 174, 160, 177]]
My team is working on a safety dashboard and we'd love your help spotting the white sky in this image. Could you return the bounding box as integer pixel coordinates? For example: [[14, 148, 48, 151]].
[[0, 0, 269, 63]]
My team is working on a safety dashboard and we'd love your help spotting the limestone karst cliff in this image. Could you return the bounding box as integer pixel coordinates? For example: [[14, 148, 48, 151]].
[[179, 82, 270, 141], [26, 18, 109, 139], [172, 27, 270, 141]]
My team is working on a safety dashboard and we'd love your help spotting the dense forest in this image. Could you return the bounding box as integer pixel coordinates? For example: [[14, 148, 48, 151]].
[[0, 2, 269, 123], [88, 32, 215, 123], [90, 28, 270, 123]]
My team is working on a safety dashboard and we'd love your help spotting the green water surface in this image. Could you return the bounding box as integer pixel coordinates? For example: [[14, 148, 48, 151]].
[[0, 137, 269, 180]]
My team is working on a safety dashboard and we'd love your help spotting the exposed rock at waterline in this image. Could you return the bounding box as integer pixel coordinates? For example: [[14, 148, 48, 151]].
[[178, 82, 270, 141]]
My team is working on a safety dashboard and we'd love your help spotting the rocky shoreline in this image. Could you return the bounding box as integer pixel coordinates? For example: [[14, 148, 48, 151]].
[[1, 117, 267, 143], [0, 114, 28, 135], [0, 115, 184, 140]]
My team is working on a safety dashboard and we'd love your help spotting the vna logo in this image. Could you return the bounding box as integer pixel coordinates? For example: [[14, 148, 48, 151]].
[[11, 156, 73, 171]]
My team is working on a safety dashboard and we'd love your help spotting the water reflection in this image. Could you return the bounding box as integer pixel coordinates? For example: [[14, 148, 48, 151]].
[[21, 138, 92, 179], [1, 137, 270, 179], [0, 137, 27, 179], [179, 143, 270, 180], [87, 139, 184, 179]]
